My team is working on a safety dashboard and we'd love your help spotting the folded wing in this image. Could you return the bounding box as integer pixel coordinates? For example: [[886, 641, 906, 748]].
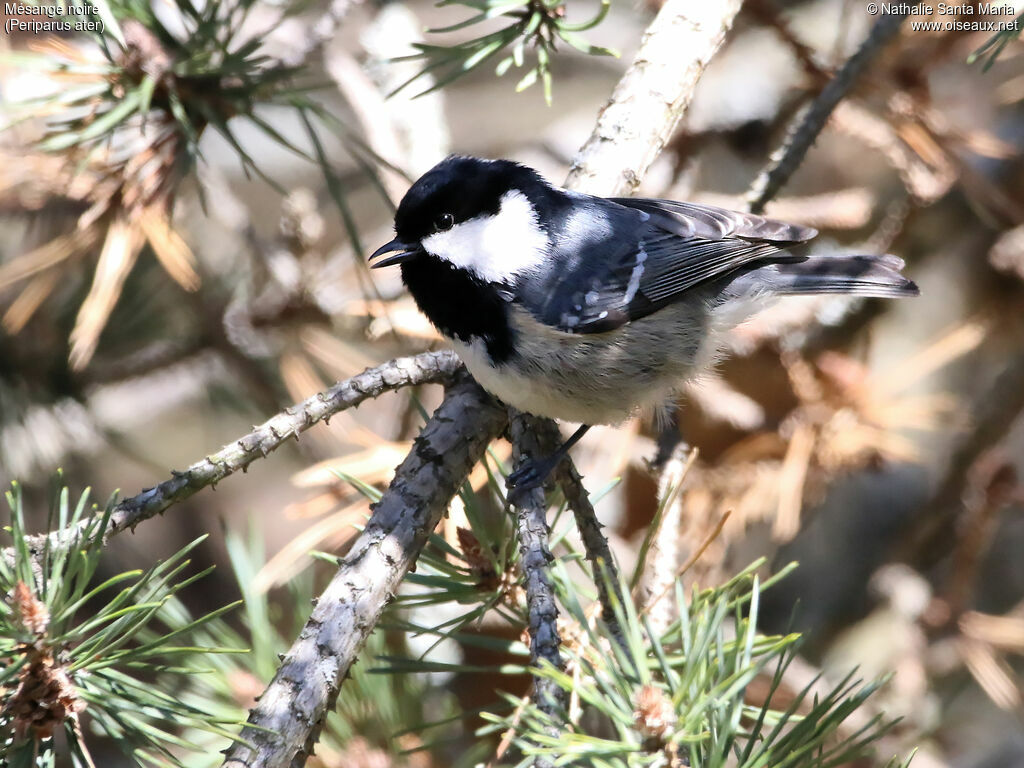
[[525, 196, 820, 334]]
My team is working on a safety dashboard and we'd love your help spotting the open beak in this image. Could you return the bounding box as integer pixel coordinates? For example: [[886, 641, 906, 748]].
[[368, 238, 421, 269]]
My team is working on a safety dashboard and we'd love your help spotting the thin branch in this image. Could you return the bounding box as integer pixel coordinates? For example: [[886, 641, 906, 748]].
[[221, 372, 507, 768], [640, 508, 733, 619], [530, 418, 628, 653], [508, 412, 567, 759], [745, 0, 832, 86], [903, 349, 1024, 570], [5, 351, 462, 566], [564, 0, 745, 197], [746, 10, 909, 214], [637, 443, 695, 634]]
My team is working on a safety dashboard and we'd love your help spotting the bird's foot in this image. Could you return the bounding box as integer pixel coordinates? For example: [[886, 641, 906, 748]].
[[506, 457, 559, 506]]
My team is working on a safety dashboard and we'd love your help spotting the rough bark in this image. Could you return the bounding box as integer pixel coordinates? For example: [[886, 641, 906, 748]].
[[564, 0, 745, 197], [528, 418, 628, 652], [508, 412, 567, 767], [221, 372, 507, 768], [4, 351, 462, 569]]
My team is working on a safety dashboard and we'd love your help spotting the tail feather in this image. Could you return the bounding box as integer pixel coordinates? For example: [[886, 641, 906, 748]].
[[767, 254, 919, 299]]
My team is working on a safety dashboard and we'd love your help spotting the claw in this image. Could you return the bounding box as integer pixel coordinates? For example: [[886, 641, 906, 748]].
[[507, 463, 543, 488], [505, 424, 593, 505], [506, 457, 559, 505]]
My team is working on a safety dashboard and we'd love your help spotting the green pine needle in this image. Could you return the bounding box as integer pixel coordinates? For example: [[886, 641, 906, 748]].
[[0, 477, 245, 767], [395, 0, 618, 104]]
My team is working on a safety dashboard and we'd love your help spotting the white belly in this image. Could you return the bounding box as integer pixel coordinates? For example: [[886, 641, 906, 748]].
[[454, 338, 625, 423], [451, 302, 732, 425]]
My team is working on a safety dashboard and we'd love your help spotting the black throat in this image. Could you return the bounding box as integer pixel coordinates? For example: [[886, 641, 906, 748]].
[[400, 256, 515, 364]]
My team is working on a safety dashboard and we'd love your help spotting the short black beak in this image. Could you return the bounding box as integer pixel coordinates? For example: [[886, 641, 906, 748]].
[[368, 238, 420, 269]]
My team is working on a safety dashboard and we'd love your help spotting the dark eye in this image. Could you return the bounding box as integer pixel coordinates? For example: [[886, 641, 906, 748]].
[[435, 213, 455, 232]]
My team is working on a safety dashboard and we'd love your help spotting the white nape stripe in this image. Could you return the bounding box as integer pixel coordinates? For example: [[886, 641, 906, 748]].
[[421, 190, 548, 283]]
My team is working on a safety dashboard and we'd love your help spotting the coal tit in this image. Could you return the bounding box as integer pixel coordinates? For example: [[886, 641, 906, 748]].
[[370, 156, 918, 488]]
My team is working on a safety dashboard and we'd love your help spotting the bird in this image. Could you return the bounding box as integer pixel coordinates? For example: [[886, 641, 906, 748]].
[[369, 155, 918, 492]]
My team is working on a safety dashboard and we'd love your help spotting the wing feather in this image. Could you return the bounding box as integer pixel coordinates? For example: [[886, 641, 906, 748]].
[[522, 196, 817, 334], [608, 197, 817, 243]]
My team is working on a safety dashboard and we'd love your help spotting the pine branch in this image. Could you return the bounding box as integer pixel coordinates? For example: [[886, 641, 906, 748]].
[[4, 351, 462, 568], [1, 490, 246, 766], [221, 371, 507, 768], [903, 349, 1024, 569], [564, 0, 745, 196], [638, 442, 693, 634], [530, 417, 628, 653], [508, 413, 567, 765], [746, 10, 910, 214]]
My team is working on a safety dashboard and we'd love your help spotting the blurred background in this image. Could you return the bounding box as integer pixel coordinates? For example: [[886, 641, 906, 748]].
[[1, 0, 1023, 765]]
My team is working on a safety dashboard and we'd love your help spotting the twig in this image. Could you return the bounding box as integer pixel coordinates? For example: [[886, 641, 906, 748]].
[[746, 10, 909, 214], [529, 418, 628, 653], [640, 508, 734, 618], [903, 350, 1024, 570], [565, 0, 745, 196], [508, 411, 567, 756], [221, 372, 507, 768], [745, 0, 832, 85], [4, 351, 462, 567], [637, 443, 696, 634], [78, 339, 211, 386]]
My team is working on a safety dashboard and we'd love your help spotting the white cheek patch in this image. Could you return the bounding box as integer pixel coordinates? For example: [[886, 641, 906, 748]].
[[421, 190, 549, 283]]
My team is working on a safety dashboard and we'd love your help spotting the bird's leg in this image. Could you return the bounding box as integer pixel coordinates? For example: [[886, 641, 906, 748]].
[[507, 424, 592, 497], [650, 403, 684, 471]]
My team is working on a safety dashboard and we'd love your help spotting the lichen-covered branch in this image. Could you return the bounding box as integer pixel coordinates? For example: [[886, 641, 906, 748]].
[[746, 10, 909, 214], [221, 372, 507, 768], [564, 0, 745, 197], [508, 412, 567, 747], [6, 350, 461, 566]]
